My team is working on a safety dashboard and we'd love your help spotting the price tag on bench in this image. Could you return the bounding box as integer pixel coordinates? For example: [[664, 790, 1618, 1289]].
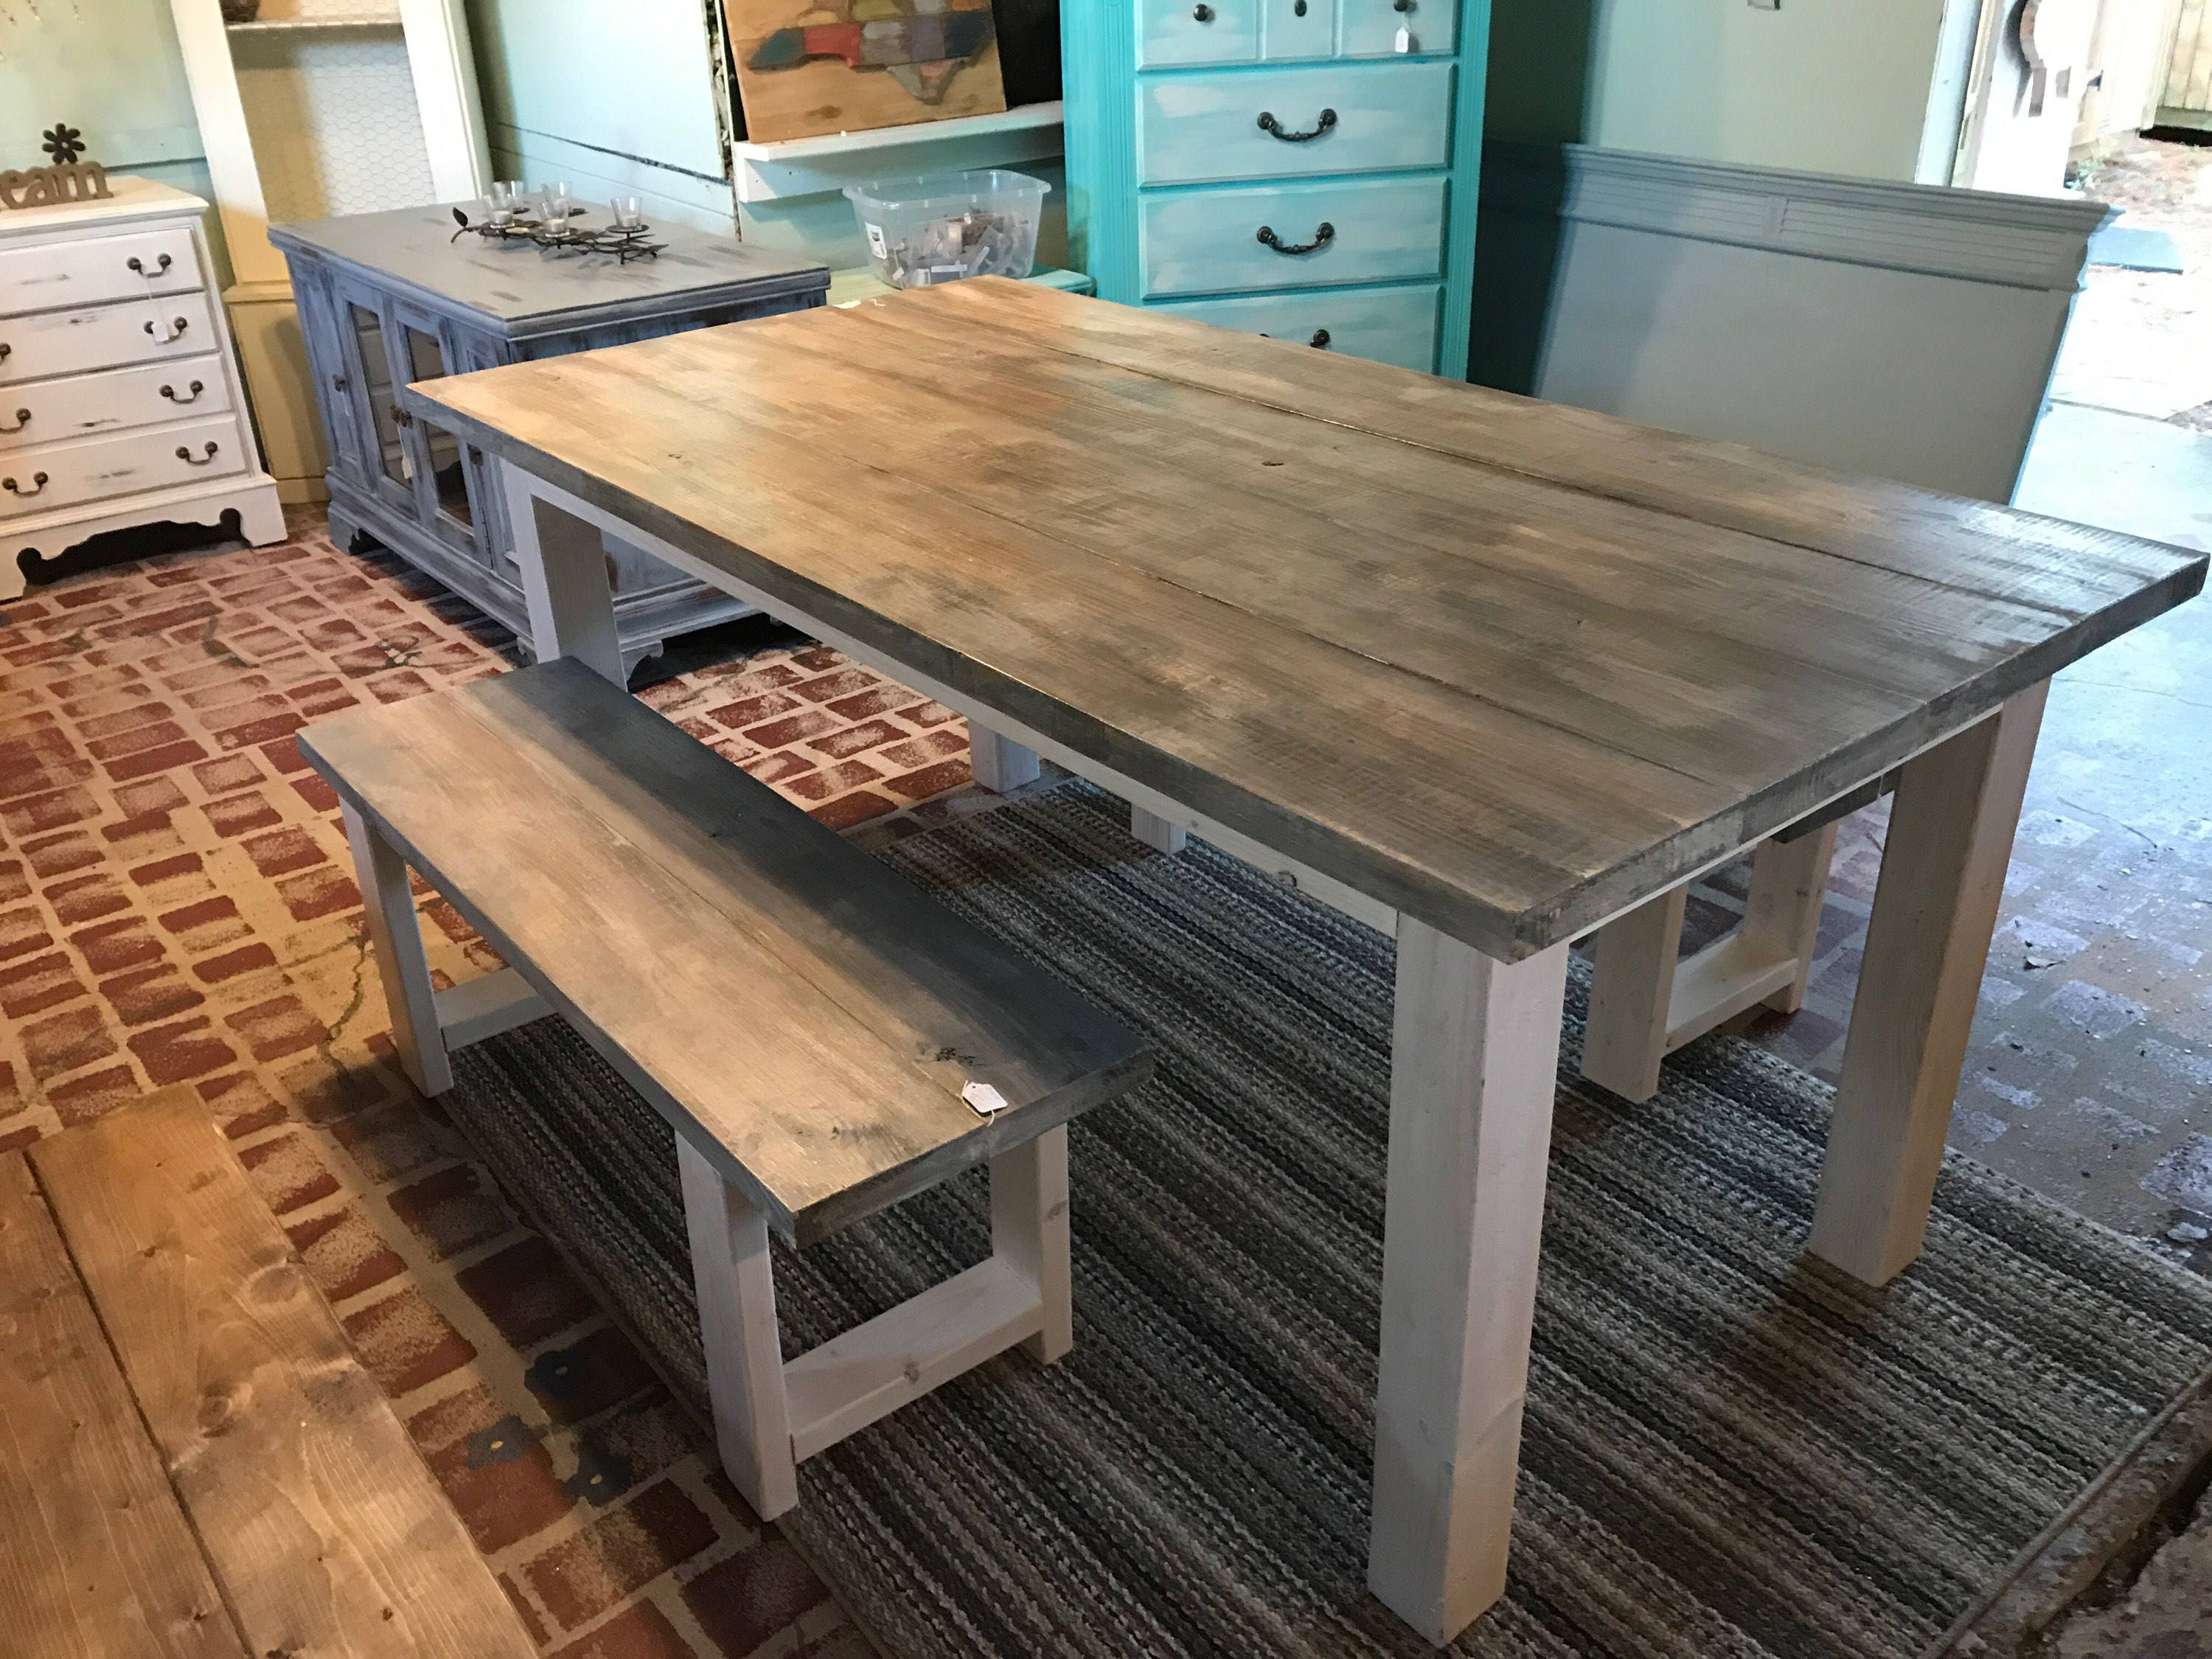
[[962, 1081, 1009, 1117]]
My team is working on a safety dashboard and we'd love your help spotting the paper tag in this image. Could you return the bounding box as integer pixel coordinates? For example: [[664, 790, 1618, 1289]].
[[1394, 24, 1416, 51], [962, 1081, 1009, 1117], [866, 223, 888, 259]]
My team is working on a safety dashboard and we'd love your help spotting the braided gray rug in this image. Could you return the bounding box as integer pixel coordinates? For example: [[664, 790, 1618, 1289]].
[[446, 782, 2212, 1659]]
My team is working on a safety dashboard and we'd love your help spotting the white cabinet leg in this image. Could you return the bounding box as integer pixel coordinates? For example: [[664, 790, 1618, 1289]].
[[341, 801, 452, 1097], [1809, 684, 2047, 1285], [678, 1138, 799, 1520], [991, 1125, 1071, 1363], [969, 724, 1041, 793], [501, 462, 625, 688], [1742, 822, 1838, 1015], [1579, 884, 1687, 1102], [1130, 804, 1187, 855], [1368, 923, 1568, 1646]]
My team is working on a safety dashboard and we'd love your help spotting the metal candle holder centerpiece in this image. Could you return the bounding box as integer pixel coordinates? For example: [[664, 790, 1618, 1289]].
[[451, 190, 665, 263]]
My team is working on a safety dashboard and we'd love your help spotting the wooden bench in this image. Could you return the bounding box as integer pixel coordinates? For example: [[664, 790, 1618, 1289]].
[[4, 1089, 537, 1659], [299, 659, 1152, 1520]]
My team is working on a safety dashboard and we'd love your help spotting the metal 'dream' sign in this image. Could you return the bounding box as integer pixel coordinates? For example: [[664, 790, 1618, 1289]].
[[1, 123, 114, 212]]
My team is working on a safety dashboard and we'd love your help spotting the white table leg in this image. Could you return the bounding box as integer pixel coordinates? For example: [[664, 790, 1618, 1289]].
[[1130, 804, 1188, 855], [1809, 682, 2048, 1284], [1580, 883, 1687, 1102], [501, 462, 625, 688], [1369, 922, 1568, 1645], [968, 725, 1041, 793], [991, 1125, 1072, 1363]]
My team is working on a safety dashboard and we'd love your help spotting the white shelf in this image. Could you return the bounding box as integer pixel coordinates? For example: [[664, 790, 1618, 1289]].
[[228, 15, 403, 32], [731, 102, 1064, 204]]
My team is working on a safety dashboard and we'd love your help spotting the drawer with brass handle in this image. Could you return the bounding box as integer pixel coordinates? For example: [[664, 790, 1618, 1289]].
[[0, 414, 244, 522], [0, 292, 218, 384], [0, 226, 201, 319], [0, 354, 233, 453]]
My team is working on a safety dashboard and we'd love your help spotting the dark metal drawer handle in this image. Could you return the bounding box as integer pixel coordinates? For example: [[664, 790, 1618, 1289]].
[[176, 442, 218, 466], [1256, 221, 1334, 256], [1259, 329, 1334, 349], [127, 253, 174, 276], [1193, 3, 1214, 18], [0, 343, 10, 362], [3, 471, 48, 496], [392, 403, 414, 428], [0, 407, 27, 433], [159, 380, 205, 404], [144, 316, 189, 342], [1258, 108, 1336, 142]]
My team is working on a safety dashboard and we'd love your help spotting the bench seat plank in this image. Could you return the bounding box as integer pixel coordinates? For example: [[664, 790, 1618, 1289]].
[[299, 661, 1152, 1244], [0, 1144, 245, 1659], [27, 1093, 536, 1659]]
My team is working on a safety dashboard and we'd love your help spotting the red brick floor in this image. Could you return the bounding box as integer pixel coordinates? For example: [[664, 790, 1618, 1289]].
[[0, 513, 1012, 1655]]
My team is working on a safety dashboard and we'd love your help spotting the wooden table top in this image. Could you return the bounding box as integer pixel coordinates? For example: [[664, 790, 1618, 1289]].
[[414, 278, 2205, 960]]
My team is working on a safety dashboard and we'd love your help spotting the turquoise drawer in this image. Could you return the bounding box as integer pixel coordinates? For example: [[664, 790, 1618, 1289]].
[[1341, 0, 1456, 55], [1138, 62, 1452, 186], [1139, 175, 1446, 297], [1150, 284, 1441, 372], [1259, 0, 1332, 58], [1139, 0, 1257, 67]]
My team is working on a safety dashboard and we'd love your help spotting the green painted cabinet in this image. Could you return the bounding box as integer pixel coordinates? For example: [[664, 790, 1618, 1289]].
[[1062, 0, 1488, 376]]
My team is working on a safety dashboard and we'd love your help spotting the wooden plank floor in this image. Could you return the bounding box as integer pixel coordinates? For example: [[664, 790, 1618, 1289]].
[[3, 1086, 537, 1659]]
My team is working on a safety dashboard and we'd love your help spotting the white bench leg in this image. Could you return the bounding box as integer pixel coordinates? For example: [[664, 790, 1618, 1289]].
[[969, 724, 1041, 793], [342, 801, 453, 1097], [678, 1138, 799, 1520], [1130, 804, 1187, 855], [992, 1125, 1071, 1363], [1741, 824, 1838, 1015]]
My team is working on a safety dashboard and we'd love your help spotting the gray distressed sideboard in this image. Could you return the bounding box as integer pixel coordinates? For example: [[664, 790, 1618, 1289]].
[[270, 206, 829, 673]]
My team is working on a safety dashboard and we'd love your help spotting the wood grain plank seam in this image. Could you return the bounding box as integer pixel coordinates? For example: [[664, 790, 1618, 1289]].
[[912, 284, 2199, 625], [21, 1153, 258, 1659]]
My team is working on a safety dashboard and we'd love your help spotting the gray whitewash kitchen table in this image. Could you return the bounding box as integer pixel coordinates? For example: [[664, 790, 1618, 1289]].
[[406, 276, 2208, 1647]]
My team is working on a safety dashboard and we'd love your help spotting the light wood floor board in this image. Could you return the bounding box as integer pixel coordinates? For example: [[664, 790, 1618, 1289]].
[[27, 1094, 538, 1659], [411, 280, 2205, 961], [0, 1141, 245, 1659]]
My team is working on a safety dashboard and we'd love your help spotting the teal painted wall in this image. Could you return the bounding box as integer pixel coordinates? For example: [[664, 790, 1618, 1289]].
[[0, 0, 225, 270]]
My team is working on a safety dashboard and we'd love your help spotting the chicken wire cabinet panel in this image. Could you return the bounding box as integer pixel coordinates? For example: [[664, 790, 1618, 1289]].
[[167, 0, 490, 503], [1060, 0, 1489, 378], [270, 205, 830, 675], [0, 178, 286, 599]]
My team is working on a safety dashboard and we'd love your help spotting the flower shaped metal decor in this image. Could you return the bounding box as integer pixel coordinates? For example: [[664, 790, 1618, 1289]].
[[41, 124, 86, 164]]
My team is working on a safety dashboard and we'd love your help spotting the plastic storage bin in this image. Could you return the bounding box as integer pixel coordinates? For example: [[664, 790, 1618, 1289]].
[[843, 170, 1048, 289]]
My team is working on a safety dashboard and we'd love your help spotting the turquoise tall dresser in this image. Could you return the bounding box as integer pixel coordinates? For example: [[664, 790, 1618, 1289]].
[[1060, 0, 1488, 377]]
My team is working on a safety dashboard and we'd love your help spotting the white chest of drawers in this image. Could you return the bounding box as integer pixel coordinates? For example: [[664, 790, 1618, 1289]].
[[0, 177, 284, 599]]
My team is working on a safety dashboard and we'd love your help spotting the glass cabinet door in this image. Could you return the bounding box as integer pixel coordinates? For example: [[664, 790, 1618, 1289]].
[[333, 283, 417, 520], [394, 312, 495, 563]]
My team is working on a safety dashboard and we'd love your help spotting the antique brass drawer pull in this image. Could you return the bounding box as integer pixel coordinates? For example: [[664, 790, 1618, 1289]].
[[176, 442, 219, 466], [0, 343, 11, 363], [0, 408, 27, 433], [1257, 108, 1336, 142], [127, 253, 174, 276], [1256, 221, 1335, 256], [4, 470, 49, 496], [159, 380, 205, 404], [144, 316, 190, 342]]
